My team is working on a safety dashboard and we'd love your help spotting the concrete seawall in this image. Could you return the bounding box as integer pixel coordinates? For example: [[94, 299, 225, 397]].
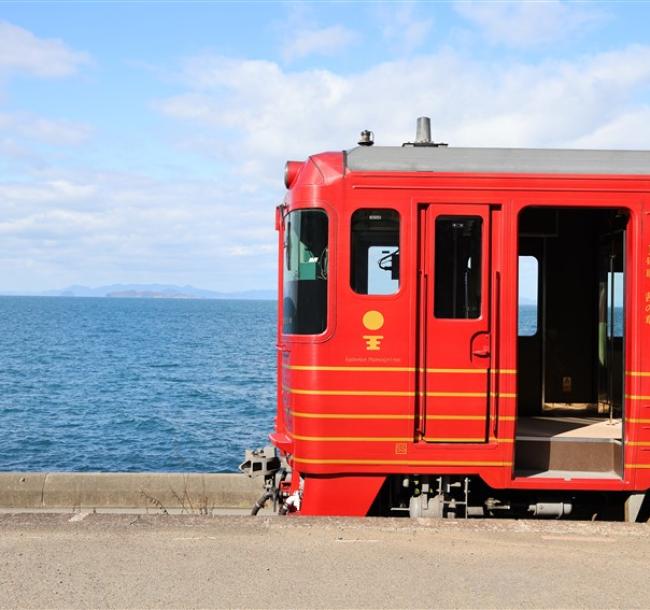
[[0, 472, 263, 511]]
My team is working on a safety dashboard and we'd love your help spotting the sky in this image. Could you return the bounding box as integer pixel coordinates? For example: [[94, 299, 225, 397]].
[[1, 1, 650, 295]]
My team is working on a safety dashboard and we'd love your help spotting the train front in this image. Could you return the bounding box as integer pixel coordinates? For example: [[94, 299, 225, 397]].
[[240, 151, 349, 515]]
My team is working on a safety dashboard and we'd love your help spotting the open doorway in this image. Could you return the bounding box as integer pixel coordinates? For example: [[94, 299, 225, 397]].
[[515, 207, 628, 478]]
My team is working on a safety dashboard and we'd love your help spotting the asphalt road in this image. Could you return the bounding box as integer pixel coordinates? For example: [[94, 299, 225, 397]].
[[1, 513, 649, 609]]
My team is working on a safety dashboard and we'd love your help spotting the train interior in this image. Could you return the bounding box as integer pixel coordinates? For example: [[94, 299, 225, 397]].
[[515, 207, 628, 478]]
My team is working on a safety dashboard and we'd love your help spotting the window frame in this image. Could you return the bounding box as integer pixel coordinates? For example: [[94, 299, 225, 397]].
[[280, 205, 335, 340], [518, 254, 540, 337], [433, 214, 483, 320], [349, 207, 402, 298]]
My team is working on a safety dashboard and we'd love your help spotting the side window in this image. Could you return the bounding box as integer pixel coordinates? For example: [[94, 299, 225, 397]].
[[350, 209, 400, 295], [282, 209, 328, 335], [610, 271, 624, 338], [434, 216, 482, 319], [518, 255, 539, 336]]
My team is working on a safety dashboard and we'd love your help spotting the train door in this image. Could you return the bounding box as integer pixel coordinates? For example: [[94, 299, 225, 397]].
[[416, 204, 494, 443], [515, 207, 627, 478]]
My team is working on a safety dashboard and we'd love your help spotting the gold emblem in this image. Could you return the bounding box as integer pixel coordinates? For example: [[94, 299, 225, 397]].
[[362, 310, 384, 351]]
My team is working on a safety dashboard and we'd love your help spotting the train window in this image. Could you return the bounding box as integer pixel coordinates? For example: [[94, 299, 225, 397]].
[[434, 216, 482, 319], [350, 209, 400, 295], [518, 256, 538, 336], [282, 209, 328, 335], [610, 272, 624, 338]]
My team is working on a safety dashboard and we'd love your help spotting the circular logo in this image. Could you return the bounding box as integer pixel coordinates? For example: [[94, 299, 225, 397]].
[[362, 310, 384, 331]]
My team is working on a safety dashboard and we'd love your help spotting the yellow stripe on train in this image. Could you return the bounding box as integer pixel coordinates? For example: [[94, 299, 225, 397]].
[[285, 365, 517, 374]]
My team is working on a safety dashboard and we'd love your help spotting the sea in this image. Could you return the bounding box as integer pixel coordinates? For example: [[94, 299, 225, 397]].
[[0, 296, 276, 472], [0, 298, 619, 472]]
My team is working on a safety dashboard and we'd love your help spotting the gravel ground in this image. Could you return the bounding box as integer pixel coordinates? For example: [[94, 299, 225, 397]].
[[0, 513, 648, 609]]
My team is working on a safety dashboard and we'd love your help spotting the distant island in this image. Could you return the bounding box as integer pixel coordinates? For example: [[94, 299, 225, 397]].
[[2, 284, 276, 301], [106, 290, 201, 299]]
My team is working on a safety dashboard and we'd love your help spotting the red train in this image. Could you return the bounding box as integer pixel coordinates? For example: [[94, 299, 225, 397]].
[[242, 117, 650, 520]]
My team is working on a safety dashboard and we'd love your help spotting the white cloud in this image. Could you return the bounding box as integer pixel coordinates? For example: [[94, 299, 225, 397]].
[[0, 21, 90, 77], [569, 107, 650, 150], [0, 112, 91, 145], [0, 23, 92, 179], [0, 169, 277, 292], [377, 1, 434, 54], [454, 0, 604, 48], [282, 24, 357, 61], [159, 45, 650, 165], [0, 179, 96, 207]]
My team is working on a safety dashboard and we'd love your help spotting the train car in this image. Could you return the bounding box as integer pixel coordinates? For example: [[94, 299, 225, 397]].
[[242, 117, 650, 521]]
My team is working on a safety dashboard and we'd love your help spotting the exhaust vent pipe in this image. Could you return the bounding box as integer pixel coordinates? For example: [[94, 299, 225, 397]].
[[415, 117, 432, 144], [402, 116, 448, 148]]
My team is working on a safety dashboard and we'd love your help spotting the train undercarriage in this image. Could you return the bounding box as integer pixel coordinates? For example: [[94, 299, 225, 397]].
[[240, 448, 650, 522], [376, 475, 647, 522]]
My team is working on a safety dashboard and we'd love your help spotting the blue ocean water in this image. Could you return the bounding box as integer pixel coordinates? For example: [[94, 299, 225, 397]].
[[0, 297, 276, 472], [518, 304, 623, 336], [518, 305, 537, 336]]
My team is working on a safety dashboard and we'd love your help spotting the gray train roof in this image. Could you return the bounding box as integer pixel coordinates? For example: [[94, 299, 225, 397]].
[[346, 146, 650, 175]]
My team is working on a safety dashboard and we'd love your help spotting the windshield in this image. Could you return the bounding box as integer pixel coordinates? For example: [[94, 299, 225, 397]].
[[282, 209, 328, 335]]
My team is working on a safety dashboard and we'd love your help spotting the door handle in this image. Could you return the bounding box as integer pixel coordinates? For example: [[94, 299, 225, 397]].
[[470, 332, 491, 359]]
